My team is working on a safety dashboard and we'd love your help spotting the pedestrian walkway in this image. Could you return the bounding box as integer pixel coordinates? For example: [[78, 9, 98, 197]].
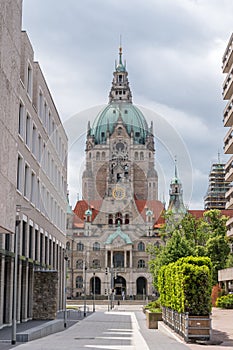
[[0, 310, 190, 350], [0, 306, 233, 350]]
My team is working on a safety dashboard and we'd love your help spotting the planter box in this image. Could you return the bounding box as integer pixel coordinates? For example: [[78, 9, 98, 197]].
[[145, 310, 162, 329], [162, 307, 212, 342]]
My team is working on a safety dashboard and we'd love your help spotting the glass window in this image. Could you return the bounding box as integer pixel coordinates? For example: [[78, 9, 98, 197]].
[[32, 124, 37, 156], [18, 102, 24, 137], [77, 242, 84, 251], [76, 259, 83, 269], [137, 259, 145, 268], [93, 242, 100, 251], [76, 276, 83, 289], [26, 114, 31, 148], [138, 241, 145, 252], [24, 163, 30, 198], [27, 63, 33, 97], [17, 155, 23, 192]]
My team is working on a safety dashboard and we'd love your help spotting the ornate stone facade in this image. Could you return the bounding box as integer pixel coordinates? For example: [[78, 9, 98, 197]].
[[66, 48, 164, 299]]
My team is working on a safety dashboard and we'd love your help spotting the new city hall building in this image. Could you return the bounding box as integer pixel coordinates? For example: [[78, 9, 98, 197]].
[[66, 48, 164, 299]]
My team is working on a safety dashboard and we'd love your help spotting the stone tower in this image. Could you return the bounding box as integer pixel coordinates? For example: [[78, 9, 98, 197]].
[[82, 47, 158, 217]]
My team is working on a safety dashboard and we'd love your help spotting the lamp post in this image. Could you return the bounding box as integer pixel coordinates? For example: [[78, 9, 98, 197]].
[[93, 272, 95, 312], [83, 263, 87, 317], [12, 205, 21, 345], [64, 252, 68, 328]]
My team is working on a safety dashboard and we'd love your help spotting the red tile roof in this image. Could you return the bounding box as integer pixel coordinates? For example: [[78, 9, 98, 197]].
[[73, 200, 102, 222]]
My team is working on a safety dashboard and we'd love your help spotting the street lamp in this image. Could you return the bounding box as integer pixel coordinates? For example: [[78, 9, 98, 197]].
[[83, 263, 87, 317], [93, 272, 95, 312], [64, 252, 68, 328], [12, 205, 21, 345]]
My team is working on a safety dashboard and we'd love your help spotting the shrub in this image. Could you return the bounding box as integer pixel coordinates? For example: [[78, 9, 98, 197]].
[[144, 300, 161, 313], [216, 294, 233, 309], [158, 256, 212, 316]]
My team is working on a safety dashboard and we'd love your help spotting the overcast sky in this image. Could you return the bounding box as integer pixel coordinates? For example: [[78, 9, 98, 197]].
[[22, 0, 233, 209]]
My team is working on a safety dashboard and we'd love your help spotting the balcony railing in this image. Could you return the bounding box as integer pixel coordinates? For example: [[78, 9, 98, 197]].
[[224, 128, 233, 154], [223, 97, 233, 127], [222, 33, 233, 74], [223, 68, 233, 100]]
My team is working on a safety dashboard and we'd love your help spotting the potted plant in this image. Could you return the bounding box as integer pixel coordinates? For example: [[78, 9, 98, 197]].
[[144, 301, 162, 329]]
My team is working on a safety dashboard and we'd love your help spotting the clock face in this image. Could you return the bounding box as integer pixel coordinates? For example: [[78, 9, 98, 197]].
[[112, 186, 125, 200]]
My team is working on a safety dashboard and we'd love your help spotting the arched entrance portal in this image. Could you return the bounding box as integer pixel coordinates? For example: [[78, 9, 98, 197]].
[[136, 277, 147, 296], [90, 276, 101, 295], [114, 275, 126, 296]]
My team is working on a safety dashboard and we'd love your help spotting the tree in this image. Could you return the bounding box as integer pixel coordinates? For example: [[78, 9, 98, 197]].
[[148, 230, 194, 288], [206, 235, 230, 284], [148, 209, 231, 289]]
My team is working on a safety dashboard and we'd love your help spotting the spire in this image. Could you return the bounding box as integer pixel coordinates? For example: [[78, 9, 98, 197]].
[[174, 156, 178, 178], [167, 159, 186, 216], [118, 35, 123, 67], [109, 44, 132, 103]]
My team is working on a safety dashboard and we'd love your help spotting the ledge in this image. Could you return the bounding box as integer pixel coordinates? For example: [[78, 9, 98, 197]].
[[16, 319, 64, 342]]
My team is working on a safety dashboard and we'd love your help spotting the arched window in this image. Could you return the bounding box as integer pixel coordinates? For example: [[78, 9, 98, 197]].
[[89, 152, 91, 159], [154, 241, 160, 248], [102, 151, 105, 160], [93, 242, 100, 251], [96, 152, 100, 160], [108, 214, 113, 225], [66, 242, 70, 251], [137, 259, 145, 268], [77, 242, 84, 251], [138, 241, 145, 252], [118, 127, 122, 135], [125, 214, 130, 225], [115, 212, 123, 225], [135, 152, 138, 160], [76, 276, 83, 289], [140, 152, 144, 160], [76, 259, 83, 269], [92, 259, 100, 268]]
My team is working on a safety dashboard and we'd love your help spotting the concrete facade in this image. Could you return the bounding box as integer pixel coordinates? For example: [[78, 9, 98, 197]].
[[0, 1, 68, 327], [0, 0, 22, 234], [223, 33, 233, 237]]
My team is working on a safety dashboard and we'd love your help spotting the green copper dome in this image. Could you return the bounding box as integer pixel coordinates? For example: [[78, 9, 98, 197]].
[[91, 102, 149, 144]]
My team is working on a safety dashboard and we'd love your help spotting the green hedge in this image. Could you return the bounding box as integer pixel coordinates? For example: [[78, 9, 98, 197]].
[[158, 256, 212, 316], [216, 294, 233, 309]]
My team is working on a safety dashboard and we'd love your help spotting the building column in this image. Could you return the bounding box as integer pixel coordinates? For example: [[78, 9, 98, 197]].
[[21, 261, 29, 321], [111, 250, 113, 268], [124, 250, 127, 268], [130, 248, 133, 268], [105, 249, 108, 267]]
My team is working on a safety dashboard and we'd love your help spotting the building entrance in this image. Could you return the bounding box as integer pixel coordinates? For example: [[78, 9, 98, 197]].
[[114, 275, 126, 296], [136, 277, 147, 296]]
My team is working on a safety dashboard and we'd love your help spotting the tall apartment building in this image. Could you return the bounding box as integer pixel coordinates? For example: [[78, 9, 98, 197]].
[[223, 33, 233, 238], [204, 162, 231, 210], [0, 0, 68, 327]]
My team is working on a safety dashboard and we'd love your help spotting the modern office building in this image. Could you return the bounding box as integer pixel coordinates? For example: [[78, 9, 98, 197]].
[[0, 0, 68, 327], [223, 33, 233, 237], [204, 162, 231, 210], [66, 48, 164, 300]]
